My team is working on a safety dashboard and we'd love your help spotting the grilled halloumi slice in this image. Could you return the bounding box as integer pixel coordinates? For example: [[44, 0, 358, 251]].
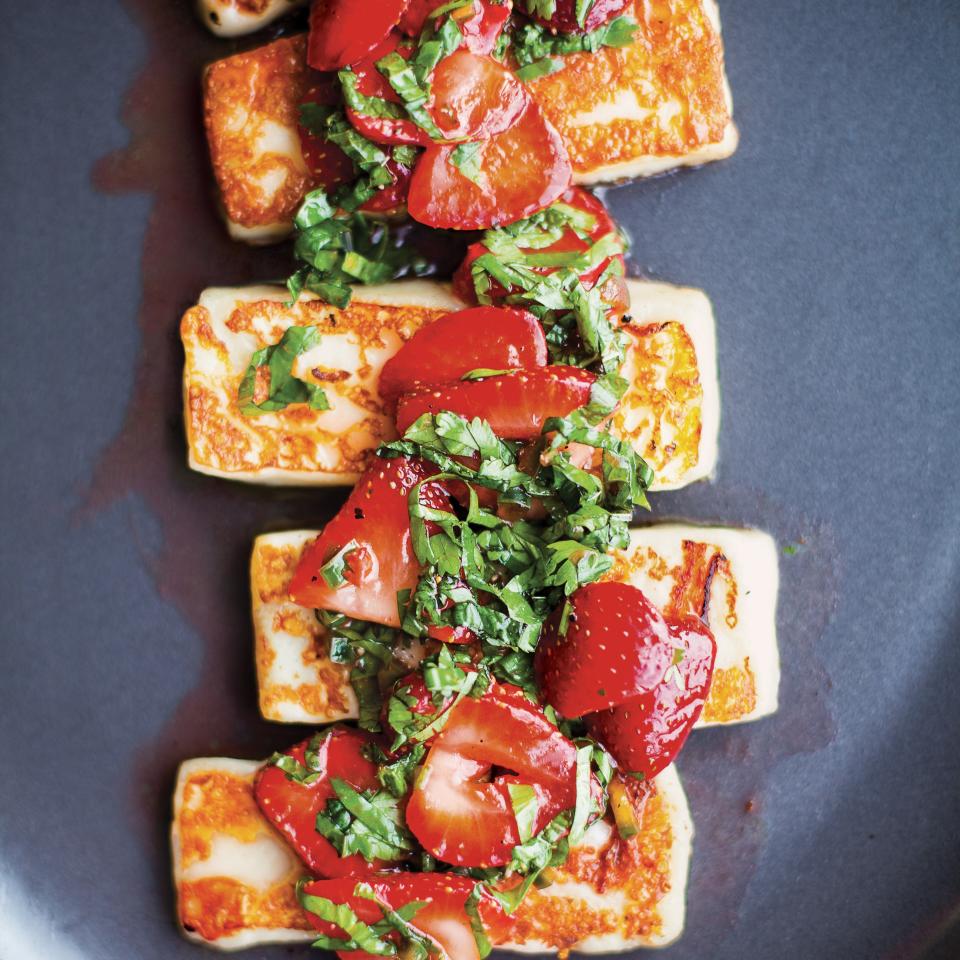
[[203, 0, 735, 242], [252, 524, 778, 726], [198, 0, 303, 37], [171, 756, 692, 952], [181, 278, 719, 489]]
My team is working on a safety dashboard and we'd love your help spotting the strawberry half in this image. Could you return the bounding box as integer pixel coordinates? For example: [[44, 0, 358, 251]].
[[535, 581, 717, 779]]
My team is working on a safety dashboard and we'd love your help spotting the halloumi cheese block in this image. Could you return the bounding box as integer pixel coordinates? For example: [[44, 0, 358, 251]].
[[252, 524, 778, 726], [202, 1, 735, 242], [171, 757, 692, 952], [198, 0, 302, 38], [182, 278, 719, 489]]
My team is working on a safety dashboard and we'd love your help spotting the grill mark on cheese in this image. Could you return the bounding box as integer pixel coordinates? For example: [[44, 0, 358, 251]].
[[514, 782, 673, 952], [608, 534, 767, 725], [252, 538, 355, 722], [175, 765, 312, 943]]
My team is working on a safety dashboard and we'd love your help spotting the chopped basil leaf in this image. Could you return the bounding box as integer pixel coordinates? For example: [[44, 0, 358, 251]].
[[376, 743, 426, 798], [509, 16, 638, 69], [285, 111, 429, 307], [237, 326, 330, 416], [332, 778, 415, 850], [465, 884, 495, 959], [298, 883, 397, 956], [375, 14, 463, 142], [422, 644, 468, 700], [317, 611, 406, 732], [568, 743, 594, 844], [575, 0, 595, 28], [507, 783, 540, 843], [520, 0, 557, 18], [319, 539, 360, 588], [267, 731, 330, 785], [460, 367, 516, 380], [515, 57, 563, 82], [450, 141, 485, 186], [354, 884, 435, 960], [339, 69, 407, 121]]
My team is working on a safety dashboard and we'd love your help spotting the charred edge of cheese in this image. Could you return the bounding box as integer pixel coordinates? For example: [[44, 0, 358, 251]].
[[182, 281, 466, 486], [182, 279, 718, 489], [251, 523, 778, 727], [622, 524, 781, 726], [570, 0, 737, 186], [622, 279, 719, 489], [170, 757, 313, 951], [171, 757, 691, 952], [198, 0, 305, 39], [251, 528, 356, 723]]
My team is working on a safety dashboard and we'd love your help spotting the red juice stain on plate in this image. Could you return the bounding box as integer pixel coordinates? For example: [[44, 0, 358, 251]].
[[84, 0, 470, 880], [85, 0, 326, 858], [638, 482, 839, 945], [86, 0, 838, 941]]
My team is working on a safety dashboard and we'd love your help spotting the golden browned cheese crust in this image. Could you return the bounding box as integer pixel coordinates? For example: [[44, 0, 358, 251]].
[[609, 538, 759, 724], [528, 0, 730, 174], [613, 320, 704, 487], [512, 782, 674, 951], [203, 35, 312, 230], [182, 291, 451, 481], [252, 535, 356, 721], [175, 768, 312, 942]]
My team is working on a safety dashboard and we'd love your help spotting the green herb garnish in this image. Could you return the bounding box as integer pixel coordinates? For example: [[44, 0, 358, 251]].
[[237, 326, 330, 416]]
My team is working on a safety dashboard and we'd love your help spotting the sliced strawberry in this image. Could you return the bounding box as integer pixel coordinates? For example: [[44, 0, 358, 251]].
[[346, 35, 433, 147], [584, 615, 717, 780], [429, 51, 529, 140], [395, 365, 595, 440], [400, 0, 513, 55], [535, 581, 677, 719], [253, 728, 382, 877], [307, 0, 410, 71], [407, 100, 572, 230], [359, 155, 414, 213], [288, 456, 450, 627], [406, 686, 578, 867], [297, 77, 357, 190], [302, 872, 509, 960], [379, 305, 548, 404], [453, 186, 626, 304], [520, 0, 630, 34]]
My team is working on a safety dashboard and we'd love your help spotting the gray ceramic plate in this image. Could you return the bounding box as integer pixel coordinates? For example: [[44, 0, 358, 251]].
[[1, 1, 959, 958]]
